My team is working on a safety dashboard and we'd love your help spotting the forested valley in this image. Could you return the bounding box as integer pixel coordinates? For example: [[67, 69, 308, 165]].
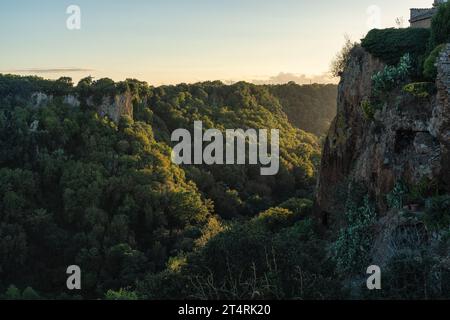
[[0, 74, 339, 299]]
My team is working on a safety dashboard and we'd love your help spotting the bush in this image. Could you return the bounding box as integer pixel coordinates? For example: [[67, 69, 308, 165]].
[[403, 82, 436, 98], [2, 285, 41, 300], [138, 219, 345, 300], [22, 287, 41, 300], [379, 251, 447, 300], [330, 36, 358, 77], [361, 28, 430, 66], [105, 289, 138, 300], [255, 207, 296, 232], [3, 285, 21, 300], [430, 3, 450, 49], [361, 99, 376, 120], [387, 181, 409, 209], [279, 198, 313, 216], [372, 54, 412, 95], [332, 196, 377, 274], [424, 195, 450, 230], [423, 44, 446, 80]]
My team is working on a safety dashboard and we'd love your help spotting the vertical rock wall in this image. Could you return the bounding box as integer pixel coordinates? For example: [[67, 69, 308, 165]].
[[317, 44, 450, 222]]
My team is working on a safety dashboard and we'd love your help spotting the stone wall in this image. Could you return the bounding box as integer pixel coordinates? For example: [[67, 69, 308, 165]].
[[410, 18, 432, 29]]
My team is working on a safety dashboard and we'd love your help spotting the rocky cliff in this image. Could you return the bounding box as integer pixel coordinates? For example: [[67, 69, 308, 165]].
[[317, 44, 450, 222], [30, 92, 134, 124], [86, 91, 134, 123]]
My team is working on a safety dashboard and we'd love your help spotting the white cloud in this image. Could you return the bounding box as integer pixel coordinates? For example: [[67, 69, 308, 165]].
[[251, 72, 338, 85]]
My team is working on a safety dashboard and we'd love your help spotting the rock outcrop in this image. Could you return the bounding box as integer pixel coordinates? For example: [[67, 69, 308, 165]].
[[433, 44, 450, 191], [30, 92, 134, 124], [90, 92, 134, 123], [317, 44, 450, 221]]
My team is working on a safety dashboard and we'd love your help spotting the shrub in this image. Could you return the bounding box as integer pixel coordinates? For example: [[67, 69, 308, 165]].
[[361, 99, 376, 120], [330, 35, 358, 77], [424, 195, 450, 231], [379, 251, 444, 300], [138, 219, 345, 300], [387, 181, 409, 209], [254, 207, 297, 232], [408, 177, 439, 204], [105, 289, 138, 300], [332, 196, 377, 274], [372, 54, 412, 95], [361, 28, 430, 66], [3, 285, 21, 300], [21, 287, 41, 300], [402, 82, 436, 98], [430, 2, 450, 49], [278, 198, 313, 216], [423, 44, 446, 80]]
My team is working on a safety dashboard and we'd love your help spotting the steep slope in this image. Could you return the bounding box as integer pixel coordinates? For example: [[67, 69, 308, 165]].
[[317, 44, 450, 221], [267, 83, 337, 136]]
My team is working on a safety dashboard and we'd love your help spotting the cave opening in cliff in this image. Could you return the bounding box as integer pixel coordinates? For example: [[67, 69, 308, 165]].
[[394, 130, 416, 154]]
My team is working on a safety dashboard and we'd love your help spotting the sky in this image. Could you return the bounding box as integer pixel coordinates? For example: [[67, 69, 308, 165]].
[[0, 0, 433, 86]]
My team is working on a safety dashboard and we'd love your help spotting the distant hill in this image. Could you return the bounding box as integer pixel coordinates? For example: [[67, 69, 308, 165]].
[[268, 83, 337, 136]]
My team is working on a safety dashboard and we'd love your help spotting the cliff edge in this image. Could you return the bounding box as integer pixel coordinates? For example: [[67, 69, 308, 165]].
[[317, 44, 450, 223]]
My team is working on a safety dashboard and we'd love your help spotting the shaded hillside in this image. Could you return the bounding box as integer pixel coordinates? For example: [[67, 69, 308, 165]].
[[268, 83, 337, 136]]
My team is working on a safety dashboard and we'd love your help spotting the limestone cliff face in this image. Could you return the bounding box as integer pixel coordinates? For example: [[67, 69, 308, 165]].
[[88, 92, 134, 123], [31, 92, 134, 123], [317, 44, 450, 219]]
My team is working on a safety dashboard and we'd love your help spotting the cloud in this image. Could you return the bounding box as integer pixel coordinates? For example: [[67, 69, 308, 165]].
[[251, 72, 338, 85], [3, 68, 94, 74]]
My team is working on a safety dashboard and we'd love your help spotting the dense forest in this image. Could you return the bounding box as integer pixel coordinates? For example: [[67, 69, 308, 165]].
[[0, 74, 339, 299]]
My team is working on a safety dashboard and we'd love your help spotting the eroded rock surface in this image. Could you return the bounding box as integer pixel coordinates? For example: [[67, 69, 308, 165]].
[[317, 45, 450, 220]]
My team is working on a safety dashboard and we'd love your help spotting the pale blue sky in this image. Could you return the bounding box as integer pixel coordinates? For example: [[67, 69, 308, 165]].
[[0, 0, 433, 85]]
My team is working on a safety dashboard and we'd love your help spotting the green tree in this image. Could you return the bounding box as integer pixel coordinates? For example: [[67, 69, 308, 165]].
[[4, 285, 21, 300], [430, 2, 450, 49]]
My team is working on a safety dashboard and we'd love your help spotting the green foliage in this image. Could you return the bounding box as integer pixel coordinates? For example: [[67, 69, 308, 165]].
[[254, 207, 297, 232], [138, 218, 344, 300], [366, 216, 450, 300], [387, 179, 440, 210], [0, 74, 325, 299], [267, 83, 337, 136], [408, 177, 439, 204], [361, 99, 376, 120], [3, 285, 21, 300], [332, 196, 377, 274], [423, 44, 446, 80], [378, 250, 449, 300], [22, 287, 41, 300], [361, 28, 430, 66], [105, 289, 138, 300], [402, 82, 436, 98], [0, 74, 74, 98], [330, 36, 358, 77], [278, 198, 313, 216], [0, 75, 214, 297], [372, 54, 413, 95], [429, 3, 450, 50], [424, 195, 450, 231], [2, 285, 41, 300], [387, 181, 409, 209], [149, 81, 322, 218]]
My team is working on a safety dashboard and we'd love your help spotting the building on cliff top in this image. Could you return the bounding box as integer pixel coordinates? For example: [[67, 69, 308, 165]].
[[410, 0, 447, 28]]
